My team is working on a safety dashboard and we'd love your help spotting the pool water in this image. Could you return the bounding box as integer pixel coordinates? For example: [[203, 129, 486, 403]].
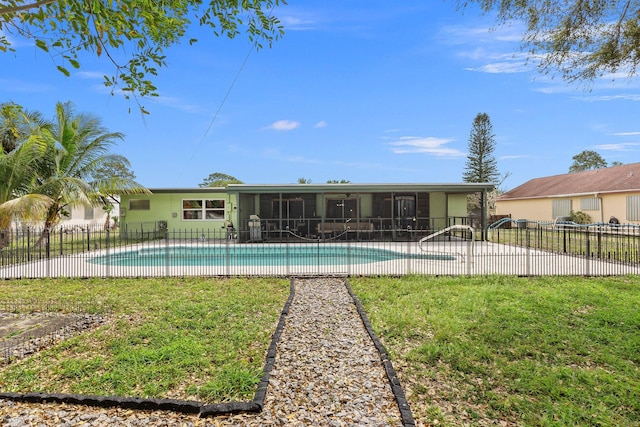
[[90, 245, 455, 267]]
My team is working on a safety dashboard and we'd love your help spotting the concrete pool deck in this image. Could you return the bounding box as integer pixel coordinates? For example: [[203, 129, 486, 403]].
[[1, 240, 639, 278]]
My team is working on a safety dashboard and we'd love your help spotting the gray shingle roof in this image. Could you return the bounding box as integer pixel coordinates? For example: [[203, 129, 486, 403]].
[[499, 162, 640, 200]]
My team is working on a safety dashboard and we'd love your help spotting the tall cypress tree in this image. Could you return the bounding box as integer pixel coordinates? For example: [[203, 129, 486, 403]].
[[463, 113, 499, 183]]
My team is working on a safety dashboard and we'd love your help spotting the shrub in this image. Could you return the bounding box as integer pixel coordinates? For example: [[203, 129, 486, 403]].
[[569, 210, 592, 224]]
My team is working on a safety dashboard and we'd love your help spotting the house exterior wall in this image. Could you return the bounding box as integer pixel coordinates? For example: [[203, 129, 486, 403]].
[[119, 184, 495, 238], [120, 191, 236, 233], [448, 193, 468, 220], [60, 205, 110, 228], [495, 198, 552, 222], [496, 192, 640, 224], [430, 192, 447, 229]]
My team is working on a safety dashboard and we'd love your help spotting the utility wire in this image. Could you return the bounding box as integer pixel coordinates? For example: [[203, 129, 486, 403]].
[[178, 43, 256, 181]]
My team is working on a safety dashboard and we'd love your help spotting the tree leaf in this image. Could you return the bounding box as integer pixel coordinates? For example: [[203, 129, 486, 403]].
[[57, 65, 71, 77], [35, 39, 49, 52]]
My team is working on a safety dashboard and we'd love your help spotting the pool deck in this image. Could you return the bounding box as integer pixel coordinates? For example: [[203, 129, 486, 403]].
[[1, 240, 639, 278]]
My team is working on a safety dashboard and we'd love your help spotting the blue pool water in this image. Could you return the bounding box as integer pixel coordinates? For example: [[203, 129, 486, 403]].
[[90, 245, 455, 267]]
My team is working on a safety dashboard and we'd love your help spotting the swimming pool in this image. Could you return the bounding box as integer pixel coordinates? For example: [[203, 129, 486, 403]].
[[90, 245, 456, 267]]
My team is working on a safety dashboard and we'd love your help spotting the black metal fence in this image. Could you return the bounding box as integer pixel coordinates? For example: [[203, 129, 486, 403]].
[[1, 222, 639, 278]]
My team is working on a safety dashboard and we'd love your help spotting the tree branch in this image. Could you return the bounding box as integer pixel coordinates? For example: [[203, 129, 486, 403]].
[[0, 0, 58, 15]]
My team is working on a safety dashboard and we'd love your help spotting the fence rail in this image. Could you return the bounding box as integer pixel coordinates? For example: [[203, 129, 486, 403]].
[[1, 223, 639, 278]]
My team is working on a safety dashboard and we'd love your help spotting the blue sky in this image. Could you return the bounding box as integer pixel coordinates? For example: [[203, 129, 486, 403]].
[[2, 1, 640, 190]]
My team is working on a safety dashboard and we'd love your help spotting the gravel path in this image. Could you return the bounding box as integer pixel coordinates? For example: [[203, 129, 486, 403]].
[[0, 277, 410, 426]]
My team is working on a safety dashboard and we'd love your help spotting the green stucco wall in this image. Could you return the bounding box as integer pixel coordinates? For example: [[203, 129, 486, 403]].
[[120, 192, 235, 232]]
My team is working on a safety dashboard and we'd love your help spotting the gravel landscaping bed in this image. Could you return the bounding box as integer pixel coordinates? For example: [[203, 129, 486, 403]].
[[0, 277, 412, 426]]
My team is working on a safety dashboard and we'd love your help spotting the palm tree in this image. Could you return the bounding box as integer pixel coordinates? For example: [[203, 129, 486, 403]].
[[0, 134, 53, 246], [0, 107, 54, 229], [31, 101, 148, 232], [0, 102, 50, 154]]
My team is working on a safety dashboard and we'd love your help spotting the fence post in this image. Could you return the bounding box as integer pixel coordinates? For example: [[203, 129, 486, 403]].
[[347, 238, 351, 276], [466, 238, 472, 276], [286, 239, 290, 277], [45, 228, 50, 259], [225, 232, 231, 277], [585, 230, 591, 276], [165, 229, 170, 277], [526, 228, 531, 276], [404, 237, 410, 275], [105, 229, 110, 278]]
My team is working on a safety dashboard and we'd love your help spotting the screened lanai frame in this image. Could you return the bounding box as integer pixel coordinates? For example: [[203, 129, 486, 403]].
[[228, 183, 494, 242]]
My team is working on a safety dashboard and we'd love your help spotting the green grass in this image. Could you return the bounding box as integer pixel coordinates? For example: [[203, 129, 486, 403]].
[[350, 275, 640, 427], [2, 275, 639, 426], [0, 277, 288, 403]]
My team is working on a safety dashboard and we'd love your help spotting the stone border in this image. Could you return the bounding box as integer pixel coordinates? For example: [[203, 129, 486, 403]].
[[0, 278, 297, 418], [345, 279, 416, 427]]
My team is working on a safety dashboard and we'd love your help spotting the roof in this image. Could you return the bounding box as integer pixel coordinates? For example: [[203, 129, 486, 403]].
[[146, 183, 495, 194], [226, 183, 494, 193], [499, 163, 640, 201]]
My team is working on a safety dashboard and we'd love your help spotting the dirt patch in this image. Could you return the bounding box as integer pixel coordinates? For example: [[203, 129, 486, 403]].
[[0, 312, 108, 363]]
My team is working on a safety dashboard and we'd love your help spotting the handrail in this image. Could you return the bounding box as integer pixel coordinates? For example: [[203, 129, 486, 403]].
[[418, 225, 474, 260]]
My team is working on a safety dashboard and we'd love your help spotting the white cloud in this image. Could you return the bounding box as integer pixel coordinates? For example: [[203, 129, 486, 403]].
[[266, 120, 301, 131], [314, 120, 328, 128], [76, 71, 105, 79], [280, 15, 317, 31], [573, 94, 640, 102], [466, 61, 529, 74], [611, 131, 640, 136], [388, 136, 465, 157], [499, 154, 530, 160], [438, 23, 525, 45], [593, 143, 640, 151]]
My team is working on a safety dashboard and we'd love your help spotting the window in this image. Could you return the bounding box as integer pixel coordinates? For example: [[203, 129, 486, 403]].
[[580, 197, 601, 211], [129, 199, 150, 210], [552, 199, 572, 219], [182, 199, 225, 221], [627, 195, 640, 221], [84, 207, 94, 220]]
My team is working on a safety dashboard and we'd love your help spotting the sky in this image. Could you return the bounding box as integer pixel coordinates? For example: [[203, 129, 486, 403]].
[[2, 1, 640, 191]]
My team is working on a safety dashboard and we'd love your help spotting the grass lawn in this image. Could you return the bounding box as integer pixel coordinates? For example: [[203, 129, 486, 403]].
[[2, 275, 639, 426], [351, 275, 640, 427], [0, 277, 289, 403]]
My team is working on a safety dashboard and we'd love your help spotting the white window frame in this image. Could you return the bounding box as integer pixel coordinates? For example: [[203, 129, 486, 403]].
[[182, 199, 225, 221]]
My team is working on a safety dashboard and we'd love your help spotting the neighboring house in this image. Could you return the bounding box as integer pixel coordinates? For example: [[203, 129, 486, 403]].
[[495, 162, 640, 224], [60, 203, 116, 229], [119, 182, 494, 241], [9, 200, 119, 231]]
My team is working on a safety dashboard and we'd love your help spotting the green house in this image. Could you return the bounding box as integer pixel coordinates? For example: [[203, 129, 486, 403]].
[[119, 183, 494, 241]]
